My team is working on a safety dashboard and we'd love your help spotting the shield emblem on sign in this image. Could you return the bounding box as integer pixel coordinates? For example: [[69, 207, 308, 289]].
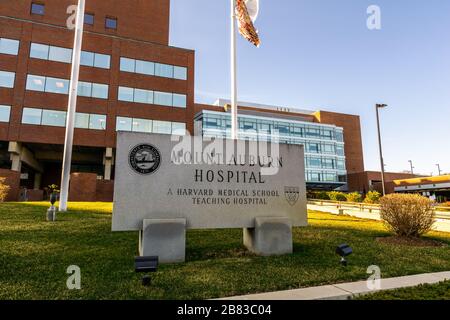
[[285, 187, 300, 206]]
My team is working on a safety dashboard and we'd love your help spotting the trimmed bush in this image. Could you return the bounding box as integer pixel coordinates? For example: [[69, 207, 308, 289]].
[[327, 191, 347, 202], [0, 177, 10, 202], [364, 191, 381, 204], [380, 194, 435, 238], [309, 191, 330, 200], [346, 192, 362, 203]]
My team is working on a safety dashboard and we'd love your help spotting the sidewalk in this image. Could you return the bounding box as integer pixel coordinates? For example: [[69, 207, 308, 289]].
[[218, 271, 450, 300], [308, 204, 450, 233]]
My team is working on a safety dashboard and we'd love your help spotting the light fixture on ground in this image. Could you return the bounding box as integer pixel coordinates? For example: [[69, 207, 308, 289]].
[[336, 244, 352, 266], [46, 193, 58, 222], [135, 256, 158, 286], [376, 103, 388, 196]]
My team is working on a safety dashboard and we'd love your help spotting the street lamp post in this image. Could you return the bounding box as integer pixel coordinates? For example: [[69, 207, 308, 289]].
[[436, 164, 442, 176], [408, 160, 414, 175], [376, 104, 388, 196]]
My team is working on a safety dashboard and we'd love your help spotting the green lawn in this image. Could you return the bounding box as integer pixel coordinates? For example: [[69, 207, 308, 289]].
[[1, 202, 450, 300], [358, 281, 450, 300]]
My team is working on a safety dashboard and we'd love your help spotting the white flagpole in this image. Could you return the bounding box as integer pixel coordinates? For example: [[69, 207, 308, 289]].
[[230, 0, 238, 140], [59, 0, 85, 212]]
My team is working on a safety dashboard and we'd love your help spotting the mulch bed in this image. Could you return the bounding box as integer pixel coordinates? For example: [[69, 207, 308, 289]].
[[376, 236, 447, 247]]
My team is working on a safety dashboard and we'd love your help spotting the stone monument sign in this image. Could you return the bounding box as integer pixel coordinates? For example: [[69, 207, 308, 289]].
[[112, 132, 307, 263]]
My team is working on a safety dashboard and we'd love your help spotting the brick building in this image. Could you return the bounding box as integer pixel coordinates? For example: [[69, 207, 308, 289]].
[[0, 0, 366, 201]]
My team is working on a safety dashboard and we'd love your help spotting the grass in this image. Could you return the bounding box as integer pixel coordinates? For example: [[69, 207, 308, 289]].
[[358, 281, 450, 300], [1, 202, 450, 300]]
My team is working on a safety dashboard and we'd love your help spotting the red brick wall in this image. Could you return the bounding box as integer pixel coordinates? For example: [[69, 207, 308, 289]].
[[69, 173, 97, 202], [1, 0, 171, 45], [0, 1, 195, 148], [68, 172, 114, 202], [347, 171, 421, 194], [313, 111, 365, 174], [0, 169, 21, 201], [96, 180, 114, 202], [26, 189, 44, 201]]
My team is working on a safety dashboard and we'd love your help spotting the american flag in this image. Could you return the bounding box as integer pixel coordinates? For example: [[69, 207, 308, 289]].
[[236, 0, 260, 47]]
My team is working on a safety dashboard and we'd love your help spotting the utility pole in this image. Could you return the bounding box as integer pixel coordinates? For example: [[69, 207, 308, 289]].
[[436, 164, 442, 176], [376, 104, 388, 196], [408, 160, 414, 175]]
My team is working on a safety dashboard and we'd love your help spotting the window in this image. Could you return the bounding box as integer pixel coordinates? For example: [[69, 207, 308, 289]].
[[30, 43, 49, 59], [0, 71, 15, 88], [119, 57, 187, 80], [0, 105, 11, 122], [120, 58, 135, 73], [136, 60, 155, 76], [30, 43, 110, 69], [94, 53, 110, 69], [306, 143, 320, 153], [307, 157, 322, 168], [172, 122, 186, 135], [155, 63, 173, 78], [322, 129, 333, 140], [132, 118, 152, 133], [105, 17, 117, 29], [306, 127, 320, 138], [89, 114, 106, 130], [31, 3, 45, 15], [45, 77, 69, 94], [173, 66, 187, 80], [80, 51, 95, 66], [154, 91, 172, 106], [42, 110, 66, 127], [172, 94, 186, 108], [84, 13, 94, 25], [337, 159, 346, 170], [116, 117, 132, 131], [134, 89, 153, 104], [0, 38, 19, 55], [308, 171, 321, 182], [322, 158, 335, 169], [336, 130, 344, 142], [48, 46, 72, 63], [336, 145, 345, 157], [118, 87, 134, 102], [26, 74, 45, 91], [78, 82, 92, 97], [75, 113, 90, 129], [91, 83, 108, 99], [153, 120, 172, 134], [322, 144, 335, 154], [22, 108, 42, 125]]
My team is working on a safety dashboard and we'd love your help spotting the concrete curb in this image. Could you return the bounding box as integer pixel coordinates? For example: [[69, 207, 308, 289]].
[[217, 271, 450, 300]]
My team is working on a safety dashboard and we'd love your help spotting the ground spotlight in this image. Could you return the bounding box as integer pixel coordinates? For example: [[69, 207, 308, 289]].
[[335, 244, 352, 266], [135, 256, 158, 286]]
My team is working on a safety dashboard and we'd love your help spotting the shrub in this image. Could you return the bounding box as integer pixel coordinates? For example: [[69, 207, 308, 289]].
[[327, 191, 347, 202], [364, 191, 381, 204], [346, 192, 362, 203], [309, 191, 330, 200], [0, 177, 10, 202], [380, 194, 435, 238]]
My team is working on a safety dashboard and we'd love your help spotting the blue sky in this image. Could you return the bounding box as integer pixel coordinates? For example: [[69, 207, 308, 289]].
[[169, 0, 450, 175]]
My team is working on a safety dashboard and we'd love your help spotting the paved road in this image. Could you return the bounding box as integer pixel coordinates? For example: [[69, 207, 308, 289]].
[[308, 204, 450, 233]]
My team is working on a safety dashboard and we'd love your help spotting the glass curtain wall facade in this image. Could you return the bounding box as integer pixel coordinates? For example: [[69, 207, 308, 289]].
[[195, 110, 347, 189]]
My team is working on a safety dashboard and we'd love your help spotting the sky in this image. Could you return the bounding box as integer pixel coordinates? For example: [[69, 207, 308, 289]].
[[169, 0, 450, 175]]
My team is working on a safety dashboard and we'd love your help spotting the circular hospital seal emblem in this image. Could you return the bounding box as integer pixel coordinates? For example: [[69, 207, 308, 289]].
[[129, 144, 161, 175]]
